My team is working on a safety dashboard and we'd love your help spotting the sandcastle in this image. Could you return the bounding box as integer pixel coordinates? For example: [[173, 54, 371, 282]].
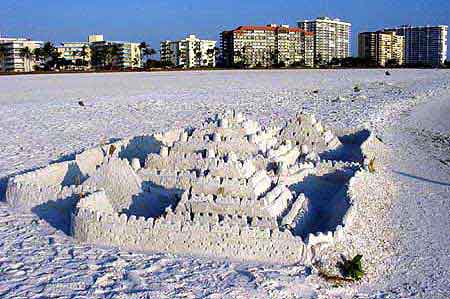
[[6, 111, 380, 265]]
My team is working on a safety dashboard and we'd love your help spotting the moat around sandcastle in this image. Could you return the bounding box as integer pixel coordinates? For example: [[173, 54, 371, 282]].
[[6, 111, 381, 265]]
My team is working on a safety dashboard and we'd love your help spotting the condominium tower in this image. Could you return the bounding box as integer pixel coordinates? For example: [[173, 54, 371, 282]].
[[358, 31, 405, 66], [298, 17, 351, 64], [383, 25, 448, 66], [0, 37, 43, 72], [160, 35, 217, 68], [220, 24, 314, 67]]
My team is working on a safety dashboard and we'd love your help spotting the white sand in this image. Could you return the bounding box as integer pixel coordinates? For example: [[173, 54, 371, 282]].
[[0, 69, 449, 298]]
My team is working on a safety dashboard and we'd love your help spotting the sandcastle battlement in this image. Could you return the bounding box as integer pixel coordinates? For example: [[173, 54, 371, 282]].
[[72, 189, 311, 264]]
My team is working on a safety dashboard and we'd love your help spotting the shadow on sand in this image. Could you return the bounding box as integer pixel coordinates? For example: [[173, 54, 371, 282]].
[[393, 171, 450, 187], [289, 169, 354, 239]]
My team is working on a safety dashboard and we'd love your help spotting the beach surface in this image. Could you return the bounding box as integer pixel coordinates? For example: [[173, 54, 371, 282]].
[[0, 69, 449, 298]]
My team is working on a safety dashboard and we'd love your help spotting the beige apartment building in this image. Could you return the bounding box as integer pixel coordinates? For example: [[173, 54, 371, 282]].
[[298, 17, 351, 64], [161, 35, 216, 68], [56, 42, 91, 70], [220, 24, 314, 67], [0, 37, 43, 72], [55, 35, 100, 71], [358, 31, 405, 66], [88, 34, 104, 43], [89, 34, 142, 69]]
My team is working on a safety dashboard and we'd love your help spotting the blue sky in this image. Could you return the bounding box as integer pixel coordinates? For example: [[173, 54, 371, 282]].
[[1, 0, 449, 58]]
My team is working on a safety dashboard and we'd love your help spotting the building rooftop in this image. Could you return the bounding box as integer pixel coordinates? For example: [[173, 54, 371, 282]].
[[385, 24, 448, 30], [298, 17, 351, 26], [0, 37, 32, 42], [59, 42, 89, 46], [90, 40, 141, 45], [0, 38, 43, 45], [226, 25, 314, 35], [161, 35, 217, 43]]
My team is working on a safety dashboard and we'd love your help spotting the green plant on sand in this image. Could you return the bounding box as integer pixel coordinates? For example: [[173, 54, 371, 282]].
[[339, 254, 365, 281]]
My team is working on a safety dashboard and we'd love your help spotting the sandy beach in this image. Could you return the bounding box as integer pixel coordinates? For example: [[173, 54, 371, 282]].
[[0, 69, 449, 298]]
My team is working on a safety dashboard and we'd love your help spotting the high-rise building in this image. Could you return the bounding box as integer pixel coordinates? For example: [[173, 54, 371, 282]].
[[90, 36, 142, 69], [160, 35, 217, 68], [220, 24, 314, 67], [298, 17, 351, 64], [358, 31, 405, 66], [0, 37, 43, 72], [383, 25, 448, 66]]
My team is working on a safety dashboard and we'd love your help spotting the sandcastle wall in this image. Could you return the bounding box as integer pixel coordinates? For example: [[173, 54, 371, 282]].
[[304, 131, 383, 246], [279, 114, 342, 152], [5, 134, 164, 210], [71, 200, 313, 265]]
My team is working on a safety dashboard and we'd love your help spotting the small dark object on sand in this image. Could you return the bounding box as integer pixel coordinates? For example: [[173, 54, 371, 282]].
[[385, 71, 391, 76], [78, 101, 85, 107], [109, 144, 117, 156], [312, 90, 319, 94]]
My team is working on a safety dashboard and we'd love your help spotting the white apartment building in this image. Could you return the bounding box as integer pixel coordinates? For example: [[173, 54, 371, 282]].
[[383, 25, 448, 66], [0, 37, 43, 72], [160, 35, 217, 68], [298, 17, 351, 64]]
